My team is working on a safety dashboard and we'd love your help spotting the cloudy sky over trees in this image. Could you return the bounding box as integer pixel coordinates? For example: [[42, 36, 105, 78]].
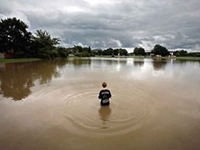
[[0, 0, 200, 52]]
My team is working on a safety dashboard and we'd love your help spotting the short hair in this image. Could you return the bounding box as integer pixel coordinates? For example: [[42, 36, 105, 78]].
[[102, 82, 107, 88]]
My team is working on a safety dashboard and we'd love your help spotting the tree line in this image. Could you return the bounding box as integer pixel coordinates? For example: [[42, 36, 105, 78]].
[[0, 17, 199, 59], [132, 45, 170, 57], [133, 45, 200, 57], [0, 17, 69, 59]]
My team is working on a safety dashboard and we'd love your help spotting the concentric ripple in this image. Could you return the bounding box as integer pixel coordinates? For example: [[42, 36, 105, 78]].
[[61, 82, 157, 137]]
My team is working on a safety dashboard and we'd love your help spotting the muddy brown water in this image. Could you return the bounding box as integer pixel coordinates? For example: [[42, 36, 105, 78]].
[[0, 57, 200, 150]]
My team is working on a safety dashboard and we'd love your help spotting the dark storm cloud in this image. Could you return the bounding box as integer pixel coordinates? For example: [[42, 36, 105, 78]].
[[0, 0, 200, 51]]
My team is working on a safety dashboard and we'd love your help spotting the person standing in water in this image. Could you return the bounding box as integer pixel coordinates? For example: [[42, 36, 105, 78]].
[[98, 82, 112, 106]]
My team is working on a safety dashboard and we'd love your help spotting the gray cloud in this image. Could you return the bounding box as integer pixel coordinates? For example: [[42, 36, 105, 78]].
[[0, 0, 200, 52]]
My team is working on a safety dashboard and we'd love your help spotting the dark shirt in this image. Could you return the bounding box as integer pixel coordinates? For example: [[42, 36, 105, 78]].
[[98, 89, 112, 105]]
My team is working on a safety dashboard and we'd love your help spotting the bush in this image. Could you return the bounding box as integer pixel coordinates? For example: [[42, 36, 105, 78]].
[[57, 48, 68, 58]]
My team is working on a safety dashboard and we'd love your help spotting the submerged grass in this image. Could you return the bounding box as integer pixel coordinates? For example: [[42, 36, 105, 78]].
[[0, 58, 41, 63]]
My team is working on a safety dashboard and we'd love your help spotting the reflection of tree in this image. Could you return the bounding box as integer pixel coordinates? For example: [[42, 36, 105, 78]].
[[152, 59, 167, 70], [0, 60, 68, 101], [99, 59, 127, 66], [35, 61, 60, 84], [0, 63, 34, 100], [98, 106, 111, 122], [133, 60, 144, 67], [175, 60, 189, 66], [66, 58, 91, 67]]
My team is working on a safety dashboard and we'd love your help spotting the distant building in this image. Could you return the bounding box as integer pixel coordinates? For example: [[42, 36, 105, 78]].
[[68, 54, 74, 57], [169, 51, 174, 56], [0, 51, 14, 59], [156, 55, 162, 58], [0, 53, 4, 58]]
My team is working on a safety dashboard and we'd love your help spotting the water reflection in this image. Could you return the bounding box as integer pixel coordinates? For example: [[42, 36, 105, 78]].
[[0, 60, 68, 101], [0, 58, 199, 101], [1, 57, 200, 150], [152, 59, 168, 70], [98, 106, 111, 123], [173, 59, 200, 67], [66, 58, 91, 68], [133, 59, 144, 67]]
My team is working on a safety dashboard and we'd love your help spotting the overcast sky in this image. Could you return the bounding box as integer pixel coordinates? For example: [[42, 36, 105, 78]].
[[1, 0, 200, 52]]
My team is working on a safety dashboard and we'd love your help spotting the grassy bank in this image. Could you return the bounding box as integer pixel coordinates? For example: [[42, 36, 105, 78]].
[[175, 57, 200, 61], [0, 58, 41, 63]]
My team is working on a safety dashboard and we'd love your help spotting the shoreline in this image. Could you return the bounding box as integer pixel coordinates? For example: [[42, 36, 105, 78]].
[[1, 56, 200, 63], [0, 58, 41, 63]]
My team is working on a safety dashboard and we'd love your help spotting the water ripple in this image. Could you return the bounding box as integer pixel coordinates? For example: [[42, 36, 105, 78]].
[[61, 84, 157, 137]]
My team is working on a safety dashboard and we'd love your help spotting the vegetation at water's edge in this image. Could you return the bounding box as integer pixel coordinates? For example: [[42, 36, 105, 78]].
[[0, 18, 68, 59], [0, 58, 41, 63], [175, 57, 200, 61], [1, 17, 200, 60]]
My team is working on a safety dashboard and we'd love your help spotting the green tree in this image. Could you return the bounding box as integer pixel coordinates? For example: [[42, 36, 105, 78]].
[[95, 49, 103, 56], [74, 45, 83, 53], [174, 50, 188, 56], [102, 48, 113, 56], [134, 47, 146, 56], [0, 17, 32, 57], [32, 30, 60, 59], [187, 52, 200, 57], [114, 48, 128, 56], [73, 45, 93, 57], [57, 46, 68, 58], [151, 44, 169, 56]]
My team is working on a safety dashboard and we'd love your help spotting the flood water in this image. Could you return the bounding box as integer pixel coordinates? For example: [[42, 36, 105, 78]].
[[0, 57, 200, 150]]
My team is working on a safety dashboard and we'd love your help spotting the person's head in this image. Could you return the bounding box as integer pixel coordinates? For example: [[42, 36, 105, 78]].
[[102, 82, 107, 88]]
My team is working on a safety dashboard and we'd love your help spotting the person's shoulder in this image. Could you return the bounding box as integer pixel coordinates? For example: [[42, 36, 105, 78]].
[[99, 89, 105, 92], [100, 89, 111, 92], [100, 89, 108, 92], [105, 89, 111, 92]]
